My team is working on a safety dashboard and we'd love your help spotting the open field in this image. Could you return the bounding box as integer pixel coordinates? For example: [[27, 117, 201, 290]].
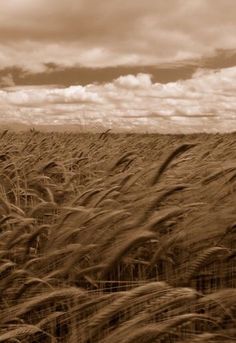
[[0, 130, 236, 342]]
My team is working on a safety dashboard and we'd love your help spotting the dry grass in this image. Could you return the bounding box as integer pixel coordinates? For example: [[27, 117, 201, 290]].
[[0, 129, 236, 342]]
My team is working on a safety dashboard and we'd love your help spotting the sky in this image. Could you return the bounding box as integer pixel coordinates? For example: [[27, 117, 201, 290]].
[[0, 0, 236, 132]]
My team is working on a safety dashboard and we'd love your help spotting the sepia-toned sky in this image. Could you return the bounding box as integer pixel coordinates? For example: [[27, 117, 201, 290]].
[[0, 0, 236, 132]]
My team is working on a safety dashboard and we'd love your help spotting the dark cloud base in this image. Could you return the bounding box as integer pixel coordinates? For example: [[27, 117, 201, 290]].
[[1, 49, 235, 87], [0, 65, 196, 87]]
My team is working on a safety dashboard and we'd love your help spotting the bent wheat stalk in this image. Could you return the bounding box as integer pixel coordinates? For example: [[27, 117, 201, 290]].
[[150, 143, 196, 185]]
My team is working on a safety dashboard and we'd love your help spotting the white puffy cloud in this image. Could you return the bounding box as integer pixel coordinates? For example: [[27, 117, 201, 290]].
[[114, 74, 152, 89], [0, 67, 236, 133], [2, 85, 103, 107]]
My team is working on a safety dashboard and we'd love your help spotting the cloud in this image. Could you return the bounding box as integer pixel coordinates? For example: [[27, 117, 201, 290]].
[[4, 85, 103, 107], [114, 74, 152, 89], [0, 1, 235, 70], [0, 67, 236, 132], [1, 49, 236, 87]]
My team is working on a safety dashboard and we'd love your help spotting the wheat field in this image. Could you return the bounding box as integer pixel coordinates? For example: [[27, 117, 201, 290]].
[[0, 129, 235, 342]]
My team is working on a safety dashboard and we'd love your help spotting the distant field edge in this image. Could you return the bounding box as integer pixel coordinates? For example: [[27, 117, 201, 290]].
[[1, 120, 236, 135]]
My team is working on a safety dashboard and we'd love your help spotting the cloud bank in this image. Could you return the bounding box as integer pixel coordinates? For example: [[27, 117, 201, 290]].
[[0, 67, 236, 133], [0, 0, 236, 71]]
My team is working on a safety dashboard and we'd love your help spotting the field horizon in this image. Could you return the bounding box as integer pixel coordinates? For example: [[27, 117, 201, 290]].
[[2, 120, 236, 135]]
